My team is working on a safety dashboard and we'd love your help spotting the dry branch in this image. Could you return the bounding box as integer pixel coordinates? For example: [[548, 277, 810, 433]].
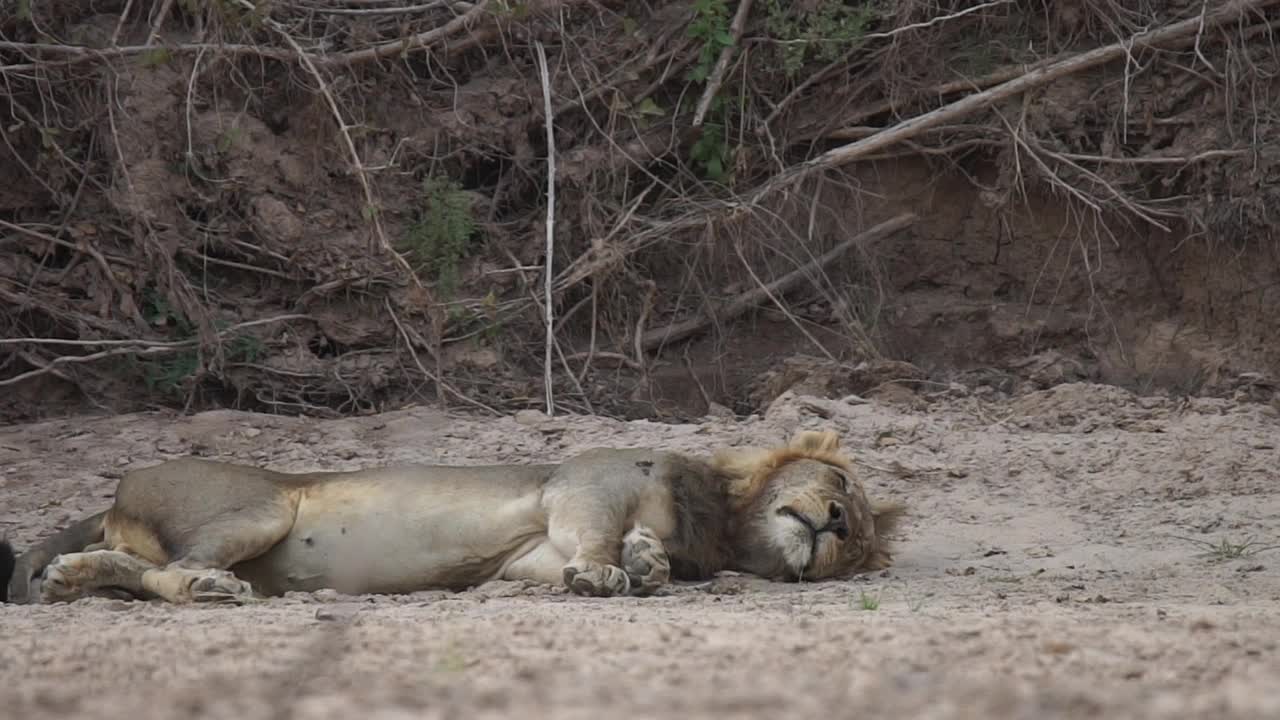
[[0, 315, 313, 389], [757, 0, 1280, 201], [692, 0, 753, 128], [535, 39, 557, 416], [638, 213, 917, 352]]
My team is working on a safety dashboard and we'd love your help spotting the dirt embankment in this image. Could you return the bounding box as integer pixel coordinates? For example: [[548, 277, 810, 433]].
[[4, 1, 1280, 424], [2, 385, 1279, 718]]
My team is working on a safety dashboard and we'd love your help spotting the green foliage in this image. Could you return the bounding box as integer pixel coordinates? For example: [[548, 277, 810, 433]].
[[141, 48, 173, 68], [134, 290, 264, 396], [765, 0, 877, 77], [683, 1, 738, 183], [690, 116, 732, 183], [177, 0, 268, 30], [216, 126, 243, 153], [143, 288, 193, 335], [401, 175, 477, 298], [686, 0, 734, 84]]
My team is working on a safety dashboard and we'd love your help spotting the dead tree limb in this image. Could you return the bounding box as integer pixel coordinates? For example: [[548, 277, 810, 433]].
[[692, 0, 753, 128], [748, 0, 1280, 203], [638, 212, 917, 352]]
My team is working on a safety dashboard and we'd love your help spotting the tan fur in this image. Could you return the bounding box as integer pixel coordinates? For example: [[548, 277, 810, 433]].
[[3, 430, 908, 605], [713, 430, 855, 512], [714, 429, 906, 578]]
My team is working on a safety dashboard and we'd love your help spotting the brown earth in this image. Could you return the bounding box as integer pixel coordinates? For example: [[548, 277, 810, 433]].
[[3, 385, 1279, 719], [5, 1, 1280, 424]]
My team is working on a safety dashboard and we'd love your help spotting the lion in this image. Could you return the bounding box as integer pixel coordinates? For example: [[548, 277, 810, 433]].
[[1, 429, 905, 605]]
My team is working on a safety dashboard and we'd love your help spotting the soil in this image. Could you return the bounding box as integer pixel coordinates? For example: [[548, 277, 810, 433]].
[[6, 2, 1280, 424], [4, 385, 1279, 719]]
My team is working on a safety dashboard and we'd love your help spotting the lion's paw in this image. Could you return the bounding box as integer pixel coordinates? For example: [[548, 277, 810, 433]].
[[188, 570, 255, 604], [40, 554, 86, 603], [621, 525, 670, 596], [562, 561, 631, 598]]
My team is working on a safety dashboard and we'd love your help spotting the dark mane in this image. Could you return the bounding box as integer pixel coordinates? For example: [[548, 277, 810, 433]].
[[663, 455, 737, 581]]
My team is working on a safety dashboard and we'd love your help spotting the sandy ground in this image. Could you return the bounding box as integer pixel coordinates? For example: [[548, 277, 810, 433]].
[[2, 383, 1279, 719]]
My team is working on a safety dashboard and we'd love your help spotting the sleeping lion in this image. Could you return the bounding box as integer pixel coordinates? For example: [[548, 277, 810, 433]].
[[1, 429, 905, 605]]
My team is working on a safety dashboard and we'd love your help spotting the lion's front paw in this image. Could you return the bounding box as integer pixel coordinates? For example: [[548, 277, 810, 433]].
[[189, 570, 255, 604], [562, 561, 631, 598], [40, 554, 86, 603], [621, 525, 670, 597]]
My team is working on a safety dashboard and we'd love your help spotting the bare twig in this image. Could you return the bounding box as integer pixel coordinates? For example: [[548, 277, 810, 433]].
[[310, 0, 490, 67], [761, 0, 1013, 130], [0, 315, 313, 388], [638, 213, 916, 352], [692, 0, 753, 128], [146, 0, 176, 46], [535, 39, 557, 417], [241, 1, 420, 287], [383, 299, 500, 416]]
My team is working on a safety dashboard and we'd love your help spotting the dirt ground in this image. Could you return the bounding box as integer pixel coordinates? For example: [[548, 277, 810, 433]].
[[2, 384, 1279, 719]]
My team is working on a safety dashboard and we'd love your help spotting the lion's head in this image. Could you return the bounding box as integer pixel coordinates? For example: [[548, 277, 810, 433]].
[[714, 429, 905, 582]]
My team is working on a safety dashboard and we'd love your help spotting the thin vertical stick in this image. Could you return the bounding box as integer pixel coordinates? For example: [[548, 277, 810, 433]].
[[534, 40, 556, 416]]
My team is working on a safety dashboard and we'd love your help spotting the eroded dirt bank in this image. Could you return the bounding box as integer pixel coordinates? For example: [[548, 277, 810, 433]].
[[2, 384, 1279, 719]]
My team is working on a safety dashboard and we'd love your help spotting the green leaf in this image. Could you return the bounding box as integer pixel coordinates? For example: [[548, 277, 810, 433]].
[[706, 156, 724, 180], [636, 97, 664, 117]]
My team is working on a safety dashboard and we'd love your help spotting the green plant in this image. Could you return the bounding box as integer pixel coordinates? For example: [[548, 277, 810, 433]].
[[686, 0, 734, 84], [215, 126, 244, 153], [689, 116, 732, 183], [682, 0, 739, 183], [141, 48, 172, 68], [858, 590, 880, 611], [1178, 535, 1280, 563], [765, 1, 877, 78], [401, 175, 477, 298], [134, 291, 265, 396]]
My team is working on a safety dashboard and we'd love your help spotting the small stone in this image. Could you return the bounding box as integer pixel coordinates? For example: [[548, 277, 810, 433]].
[[514, 410, 548, 426]]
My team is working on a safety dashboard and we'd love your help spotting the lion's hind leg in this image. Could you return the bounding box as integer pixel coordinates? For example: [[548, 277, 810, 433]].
[[41, 550, 159, 603], [98, 501, 295, 605], [135, 511, 295, 604]]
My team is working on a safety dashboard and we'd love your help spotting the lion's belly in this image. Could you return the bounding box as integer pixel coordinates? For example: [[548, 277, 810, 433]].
[[232, 468, 549, 595]]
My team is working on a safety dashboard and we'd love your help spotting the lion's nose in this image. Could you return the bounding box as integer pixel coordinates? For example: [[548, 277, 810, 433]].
[[828, 502, 850, 540]]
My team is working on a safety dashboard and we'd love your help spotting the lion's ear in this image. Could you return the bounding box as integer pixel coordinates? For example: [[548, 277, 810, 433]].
[[788, 429, 841, 454], [859, 501, 907, 572], [872, 500, 907, 538]]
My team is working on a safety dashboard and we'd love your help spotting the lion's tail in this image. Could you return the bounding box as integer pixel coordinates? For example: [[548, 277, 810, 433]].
[[2, 510, 108, 604], [0, 539, 15, 603]]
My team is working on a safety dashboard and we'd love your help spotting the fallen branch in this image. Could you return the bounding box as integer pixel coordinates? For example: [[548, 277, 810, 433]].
[[822, 12, 1280, 142], [0, 0, 494, 72], [755, 0, 1280, 200], [692, 0, 753, 128], [0, 315, 313, 389], [638, 213, 917, 352]]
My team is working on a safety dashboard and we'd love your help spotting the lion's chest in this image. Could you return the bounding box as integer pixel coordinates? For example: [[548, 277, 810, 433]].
[[233, 475, 547, 595]]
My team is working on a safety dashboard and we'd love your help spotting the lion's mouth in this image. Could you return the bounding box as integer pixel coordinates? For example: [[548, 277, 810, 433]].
[[775, 506, 850, 580], [774, 507, 821, 578]]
